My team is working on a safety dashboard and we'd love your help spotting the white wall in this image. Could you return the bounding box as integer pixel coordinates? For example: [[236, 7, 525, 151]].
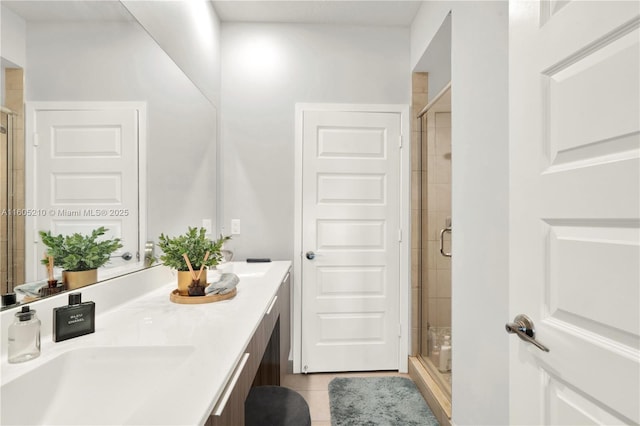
[[411, 2, 510, 425], [414, 13, 451, 103], [25, 21, 217, 243], [221, 23, 410, 260], [120, 0, 223, 236], [121, 0, 222, 107], [0, 6, 26, 68], [410, 1, 452, 71], [0, 5, 26, 105]]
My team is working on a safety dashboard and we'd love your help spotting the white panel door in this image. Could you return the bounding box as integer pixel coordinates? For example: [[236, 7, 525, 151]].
[[301, 110, 400, 372], [30, 107, 139, 280], [509, 1, 639, 424]]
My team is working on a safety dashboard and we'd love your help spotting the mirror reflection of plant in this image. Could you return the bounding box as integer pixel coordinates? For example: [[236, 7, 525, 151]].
[[158, 227, 230, 271], [40, 227, 123, 271]]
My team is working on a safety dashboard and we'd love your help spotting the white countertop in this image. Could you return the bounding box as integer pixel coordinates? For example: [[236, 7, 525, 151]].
[[1, 261, 292, 425]]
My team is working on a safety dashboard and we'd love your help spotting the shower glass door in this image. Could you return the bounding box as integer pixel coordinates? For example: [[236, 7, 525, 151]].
[[1, 106, 25, 296], [418, 85, 452, 399]]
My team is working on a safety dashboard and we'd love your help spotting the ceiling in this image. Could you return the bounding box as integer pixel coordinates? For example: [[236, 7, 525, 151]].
[[3, 1, 422, 27], [211, 1, 422, 26], [1, 1, 135, 21]]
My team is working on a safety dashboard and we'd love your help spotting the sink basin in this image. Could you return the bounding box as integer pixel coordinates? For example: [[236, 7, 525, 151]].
[[1, 346, 194, 425], [217, 261, 272, 278]]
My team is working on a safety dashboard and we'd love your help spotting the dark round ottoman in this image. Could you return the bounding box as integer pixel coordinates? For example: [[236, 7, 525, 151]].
[[245, 386, 311, 426]]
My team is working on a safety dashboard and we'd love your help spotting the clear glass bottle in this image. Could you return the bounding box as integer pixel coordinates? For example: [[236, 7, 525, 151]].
[[8, 306, 41, 363]]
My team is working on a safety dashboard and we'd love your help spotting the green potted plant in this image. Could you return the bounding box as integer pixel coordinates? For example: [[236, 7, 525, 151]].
[[157, 227, 230, 295], [40, 226, 123, 290]]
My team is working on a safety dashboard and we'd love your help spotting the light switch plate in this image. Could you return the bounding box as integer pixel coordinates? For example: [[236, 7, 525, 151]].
[[231, 219, 241, 235], [202, 219, 212, 234]]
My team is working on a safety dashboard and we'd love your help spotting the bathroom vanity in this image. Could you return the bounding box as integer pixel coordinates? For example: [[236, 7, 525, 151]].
[[0, 261, 292, 425], [208, 262, 291, 426]]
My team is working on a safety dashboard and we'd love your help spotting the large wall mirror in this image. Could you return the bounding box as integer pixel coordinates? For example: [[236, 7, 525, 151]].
[[1, 1, 218, 309]]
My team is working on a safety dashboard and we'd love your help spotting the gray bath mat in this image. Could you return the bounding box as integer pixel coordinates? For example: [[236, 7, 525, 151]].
[[328, 376, 439, 426]]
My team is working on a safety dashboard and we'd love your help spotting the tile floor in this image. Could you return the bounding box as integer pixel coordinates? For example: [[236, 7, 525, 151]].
[[281, 371, 412, 426]]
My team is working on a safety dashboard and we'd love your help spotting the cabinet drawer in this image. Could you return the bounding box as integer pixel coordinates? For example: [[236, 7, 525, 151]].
[[209, 353, 250, 426]]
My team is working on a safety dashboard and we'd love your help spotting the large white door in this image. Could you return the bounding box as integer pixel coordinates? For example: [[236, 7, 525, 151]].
[[27, 106, 140, 280], [301, 109, 401, 372], [509, 1, 639, 424]]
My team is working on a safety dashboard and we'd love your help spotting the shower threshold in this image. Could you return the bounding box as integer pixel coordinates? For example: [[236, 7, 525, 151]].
[[418, 355, 451, 400]]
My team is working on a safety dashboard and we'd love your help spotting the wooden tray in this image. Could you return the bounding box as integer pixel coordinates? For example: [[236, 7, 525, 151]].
[[169, 287, 237, 304]]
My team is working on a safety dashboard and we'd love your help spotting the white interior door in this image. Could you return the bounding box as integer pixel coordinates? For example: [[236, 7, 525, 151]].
[[27, 105, 140, 280], [300, 109, 401, 372], [509, 1, 639, 424]]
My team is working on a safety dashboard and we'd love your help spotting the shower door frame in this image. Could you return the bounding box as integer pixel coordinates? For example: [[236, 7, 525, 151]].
[[416, 82, 453, 400], [1, 109, 17, 294]]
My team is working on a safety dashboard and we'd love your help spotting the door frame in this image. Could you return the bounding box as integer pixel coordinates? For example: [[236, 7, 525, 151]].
[[293, 103, 410, 374], [25, 101, 147, 281]]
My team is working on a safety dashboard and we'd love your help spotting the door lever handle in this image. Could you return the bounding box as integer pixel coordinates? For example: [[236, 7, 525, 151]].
[[506, 314, 550, 352], [111, 252, 133, 261]]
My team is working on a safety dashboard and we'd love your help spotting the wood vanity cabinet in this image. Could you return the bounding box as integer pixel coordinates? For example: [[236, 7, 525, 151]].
[[208, 269, 291, 426]]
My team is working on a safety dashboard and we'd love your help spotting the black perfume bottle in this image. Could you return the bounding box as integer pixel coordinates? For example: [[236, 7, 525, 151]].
[[53, 292, 95, 342]]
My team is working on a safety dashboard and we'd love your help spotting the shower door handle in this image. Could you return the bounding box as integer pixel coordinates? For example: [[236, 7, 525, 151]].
[[439, 227, 452, 257]]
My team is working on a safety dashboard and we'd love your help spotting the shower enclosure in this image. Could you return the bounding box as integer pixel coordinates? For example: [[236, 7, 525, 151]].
[[2, 68, 26, 296], [417, 83, 452, 399], [1, 106, 24, 295], [1, 108, 14, 293]]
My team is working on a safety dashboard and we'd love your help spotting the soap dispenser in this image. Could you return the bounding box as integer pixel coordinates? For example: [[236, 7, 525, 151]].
[[8, 306, 41, 363], [438, 335, 451, 373]]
